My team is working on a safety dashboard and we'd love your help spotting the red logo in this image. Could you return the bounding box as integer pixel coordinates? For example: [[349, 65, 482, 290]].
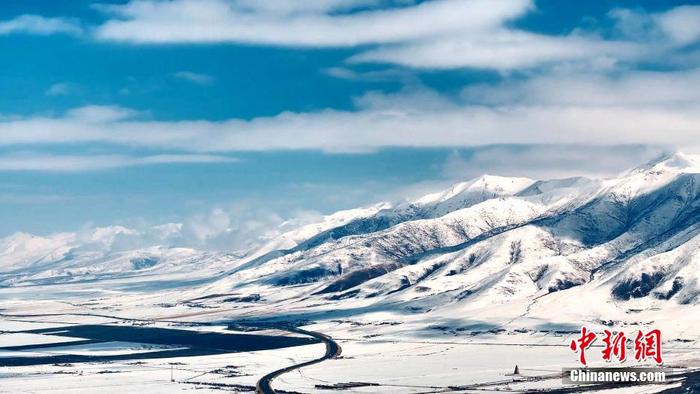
[[601, 329, 628, 362], [570, 326, 597, 365], [570, 326, 663, 366], [634, 329, 662, 364]]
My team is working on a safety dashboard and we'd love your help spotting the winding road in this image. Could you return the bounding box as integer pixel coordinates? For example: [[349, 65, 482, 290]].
[[1, 311, 342, 393], [256, 326, 342, 394]]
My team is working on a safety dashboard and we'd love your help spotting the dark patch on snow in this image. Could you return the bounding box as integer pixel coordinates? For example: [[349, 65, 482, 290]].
[[386, 262, 447, 295], [527, 265, 549, 284], [509, 240, 523, 264], [297, 214, 403, 251], [597, 319, 617, 327], [272, 265, 342, 286], [678, 290, 699, 305], [314, 263, 401, 294], [548, 278, 584, 293], [456, 289, 474, 300], [327, 289, 360, 300], [612, 272, 665, 300], [131, 257, 158, 270], [315, 382, 380, 390], [446, 251, 490, 276], [223, 294, 262, 303], [386, 276, 412, 295], [654, 277, 684, 300]]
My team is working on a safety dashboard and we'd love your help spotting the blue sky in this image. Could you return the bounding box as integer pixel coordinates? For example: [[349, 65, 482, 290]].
[[1, 0, 699, 247]]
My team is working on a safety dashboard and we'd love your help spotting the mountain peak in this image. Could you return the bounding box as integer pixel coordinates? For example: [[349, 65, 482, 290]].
[[412, 174, 533, 205], [641, 152, 700, 173], [469, 174, 534, 191]]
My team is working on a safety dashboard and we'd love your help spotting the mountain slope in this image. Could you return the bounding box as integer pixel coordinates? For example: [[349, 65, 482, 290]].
[[2, 153, 699, 334], [196, 153, 700, 324]]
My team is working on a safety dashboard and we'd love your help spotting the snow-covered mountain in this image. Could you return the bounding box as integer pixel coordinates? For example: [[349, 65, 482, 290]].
[[2, 153, 699, 332], [196, 152, 700, 328], [0, 225, 234, 288]]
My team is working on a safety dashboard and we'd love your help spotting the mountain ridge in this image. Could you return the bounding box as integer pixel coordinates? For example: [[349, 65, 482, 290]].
[[2, 152, 699, 334]]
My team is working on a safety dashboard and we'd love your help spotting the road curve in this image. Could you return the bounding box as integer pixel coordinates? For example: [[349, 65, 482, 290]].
[[256, 326, 342, 394]]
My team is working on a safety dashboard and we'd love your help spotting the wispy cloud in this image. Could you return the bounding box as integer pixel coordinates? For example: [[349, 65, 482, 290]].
[[611, 5, 700, 47], [171, 71, 214, 85], [349, 31, 640, 70], [0, 203, 326, 252], [2, 2, 699, 73], [0, 3, 698, 156], [0, 153, 237, 172], [655, 6, 700, 45], [3, 2, 697, 72], [89, 0, 697, 71], [45, 82, 78, 97], [441, 145, 667, 180], [88, 1, 700, 71], [322, 66, 413, 82], [1, 63, 700, 155], [67, 105, 142, 122], [94, 0, 530, 47], [0, 14, 82, 36]]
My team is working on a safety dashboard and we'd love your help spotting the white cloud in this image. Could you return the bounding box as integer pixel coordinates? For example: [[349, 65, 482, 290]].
[[611, 5, 700, 47], [231, 0, 379, 15], [45, 83, 77, 97], [185, 208, 232, 244], [3, 204, 327, 252], [0, 153, 237, 172], [2, 63, 700, 155], [94, 0, 531, 47], [655, 6, 700, 45], [0, 14, 82, 36], [322, 67, 413, 82], [350, 30, 642, 70], [67, 105, 141, 122], [2, 2, 697, 72], [441, 145, 667, 180], [178, 204, 323, 251], [171, 71, 214, 85], [460, 69, 700, 107], [90, 0, 693, 71]]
